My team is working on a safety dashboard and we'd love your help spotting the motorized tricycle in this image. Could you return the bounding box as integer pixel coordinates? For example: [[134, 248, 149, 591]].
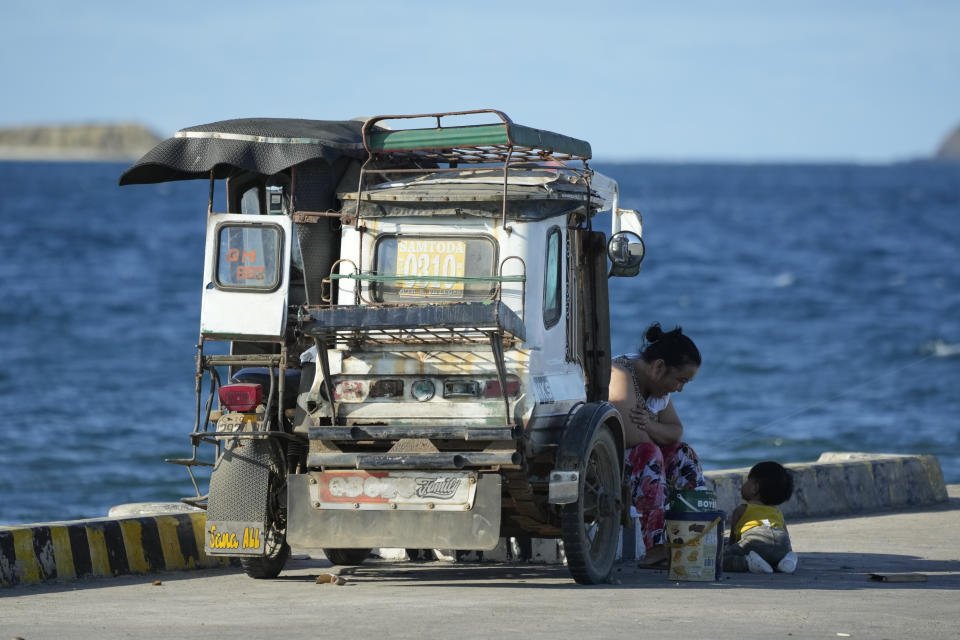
[[120, 109, 646, 584]]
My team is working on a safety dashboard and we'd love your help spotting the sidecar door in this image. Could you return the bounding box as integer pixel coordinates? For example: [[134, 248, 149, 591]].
[[200, 213, 293, 338]]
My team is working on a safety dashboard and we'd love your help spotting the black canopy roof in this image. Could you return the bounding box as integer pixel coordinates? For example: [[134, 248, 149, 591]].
[[118, 118, 366, 185]]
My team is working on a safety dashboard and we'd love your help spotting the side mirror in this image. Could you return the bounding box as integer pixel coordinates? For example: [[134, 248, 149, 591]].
[[607, 231, 645, 277]]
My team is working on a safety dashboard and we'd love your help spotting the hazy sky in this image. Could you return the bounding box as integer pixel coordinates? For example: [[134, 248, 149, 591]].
[[3, 1, 958, 161]]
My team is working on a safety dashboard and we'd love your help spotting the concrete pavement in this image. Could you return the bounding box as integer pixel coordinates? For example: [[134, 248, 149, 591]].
[[1, 452, 949, 587], [2, 486, 958, 639]]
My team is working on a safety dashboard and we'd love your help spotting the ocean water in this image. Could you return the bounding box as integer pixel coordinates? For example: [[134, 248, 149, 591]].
[[0, 160, 958, 525]]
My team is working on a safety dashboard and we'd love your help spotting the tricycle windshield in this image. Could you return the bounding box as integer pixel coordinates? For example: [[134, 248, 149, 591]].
[[372, 234, 497, 302], [215, 223, 283, 290]]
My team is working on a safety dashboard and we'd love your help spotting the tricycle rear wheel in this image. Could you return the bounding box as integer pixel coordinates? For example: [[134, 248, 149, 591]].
[[560, 424, 621, 584], [240, 440, 290, 579]]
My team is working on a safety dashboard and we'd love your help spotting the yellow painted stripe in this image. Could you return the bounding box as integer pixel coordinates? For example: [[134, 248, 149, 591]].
[[155, 515, 187, 569], [118, 520, 150, 574], [11, 529, 40, 584], [49, 526, 76, 580], [84, 525, 111, 576], [188, 513, 214, 567], [194, 512, 230, 568]]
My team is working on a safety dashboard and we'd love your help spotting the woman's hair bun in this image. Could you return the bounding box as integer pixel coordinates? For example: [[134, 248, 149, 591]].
[[645, 323, 665, 343], [639, 322, 701, 368]]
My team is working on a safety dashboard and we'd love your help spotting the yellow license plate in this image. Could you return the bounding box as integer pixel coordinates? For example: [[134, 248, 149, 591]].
[[396, 239, 466, 298]]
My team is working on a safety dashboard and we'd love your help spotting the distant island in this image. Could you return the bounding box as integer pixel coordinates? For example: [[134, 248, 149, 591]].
[[0, 123, 162, 161], [2, 120, 959, 162], [935, 123, 960, 161]]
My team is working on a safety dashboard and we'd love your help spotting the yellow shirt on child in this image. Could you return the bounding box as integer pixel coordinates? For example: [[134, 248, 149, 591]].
[[732, 504, 786, 542]]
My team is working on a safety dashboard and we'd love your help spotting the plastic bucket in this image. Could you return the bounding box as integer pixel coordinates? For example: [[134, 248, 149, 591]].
[[664, 509, 725, 581]]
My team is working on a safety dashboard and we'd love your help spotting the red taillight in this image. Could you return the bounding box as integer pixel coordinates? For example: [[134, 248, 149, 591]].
[[219, 383, 262, 412], [484, 380, 520, 398]]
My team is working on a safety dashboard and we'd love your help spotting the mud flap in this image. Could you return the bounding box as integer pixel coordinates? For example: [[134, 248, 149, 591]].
[[286, 473, 501, 550], [205, 439, 272, 556]]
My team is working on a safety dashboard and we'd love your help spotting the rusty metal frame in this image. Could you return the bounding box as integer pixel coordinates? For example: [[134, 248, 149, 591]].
[[167, 335, 298, 501], [498, 256, 527, 322], [292, 210, 350, 223], [323, 258, 361, 304], [354, 110, 593, 228]]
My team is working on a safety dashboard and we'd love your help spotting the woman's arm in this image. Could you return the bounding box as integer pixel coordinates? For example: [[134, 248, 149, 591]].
[[629, 397, 684, 446], [609, 365, 651, 447]]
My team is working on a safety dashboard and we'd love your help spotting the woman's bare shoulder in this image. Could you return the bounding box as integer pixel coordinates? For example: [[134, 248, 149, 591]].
[[610, 361, 631, 382], [608, 362, 634, 404]]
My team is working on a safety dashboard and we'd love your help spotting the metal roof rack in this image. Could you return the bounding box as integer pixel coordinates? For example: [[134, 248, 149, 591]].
[[355, 109, 595, 228], [362, 109, 592, 164]]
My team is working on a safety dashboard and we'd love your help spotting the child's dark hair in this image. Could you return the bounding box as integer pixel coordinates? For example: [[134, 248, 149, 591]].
[[640, 323, 702, 369], [749, 461, 794, 505]]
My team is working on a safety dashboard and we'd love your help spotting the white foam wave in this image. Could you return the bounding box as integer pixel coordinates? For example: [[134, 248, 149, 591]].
[[774, 272, 796, 287], [921, 339, 960, 358]]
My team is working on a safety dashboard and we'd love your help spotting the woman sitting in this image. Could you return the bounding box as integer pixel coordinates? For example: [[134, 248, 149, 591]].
[[609, 323, 704, 568]]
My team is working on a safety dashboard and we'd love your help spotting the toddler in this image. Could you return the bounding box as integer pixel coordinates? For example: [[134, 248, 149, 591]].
[[723, 461, 798, 574]]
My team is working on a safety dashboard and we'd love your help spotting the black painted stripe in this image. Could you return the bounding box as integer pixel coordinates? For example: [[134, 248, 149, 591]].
[[101, 520, 130, 576], [67, 524, 92, 577], [137, 517, 166, 571], [30, 526, 56, 581], [175, 516, 200, 565], [0, 530, 19, 585]]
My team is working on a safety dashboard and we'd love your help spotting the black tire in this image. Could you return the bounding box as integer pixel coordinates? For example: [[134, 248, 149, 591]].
[[241, 542, 291, 579], [323, 548, 372, 566], [241, 440, 290, 579], [560, 424, 622, 585]]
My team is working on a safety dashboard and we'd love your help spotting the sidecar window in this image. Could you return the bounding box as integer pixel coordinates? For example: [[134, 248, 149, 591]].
[[215, 223, 282, 291]]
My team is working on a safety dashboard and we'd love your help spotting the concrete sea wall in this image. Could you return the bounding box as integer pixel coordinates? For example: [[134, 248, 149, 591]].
[[0, 512, 227, 587], [711, 452, 948, 519], [0, 452, 948, 587]]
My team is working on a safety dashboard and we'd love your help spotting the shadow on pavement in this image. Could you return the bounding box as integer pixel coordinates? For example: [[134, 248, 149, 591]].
[[6, 550, 957, 595], [267, 552, 960, 591]]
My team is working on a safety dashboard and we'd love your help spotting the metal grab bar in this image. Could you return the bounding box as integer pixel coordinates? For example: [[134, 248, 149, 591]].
[[329, 273, 525, 283]]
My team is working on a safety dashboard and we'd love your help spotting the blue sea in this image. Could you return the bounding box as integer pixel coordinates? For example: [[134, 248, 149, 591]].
[[1, 160, 958, 525]]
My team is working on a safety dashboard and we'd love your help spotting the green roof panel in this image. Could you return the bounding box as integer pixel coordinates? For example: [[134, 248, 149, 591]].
[[367, 122, 591, 160]]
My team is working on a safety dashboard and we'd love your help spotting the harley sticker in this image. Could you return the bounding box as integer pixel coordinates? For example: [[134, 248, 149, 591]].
[[415, 477, 462, 499]]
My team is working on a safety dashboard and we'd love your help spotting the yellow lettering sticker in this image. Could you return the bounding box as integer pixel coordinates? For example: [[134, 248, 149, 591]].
[[208, 524, 241, 550], [241, 527, 262, 550], [207, 522, 265, 554], [396, 239, 466, 298]]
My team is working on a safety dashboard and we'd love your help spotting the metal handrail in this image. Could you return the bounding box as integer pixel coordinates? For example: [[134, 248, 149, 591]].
[[329, 273, 525, 283]]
